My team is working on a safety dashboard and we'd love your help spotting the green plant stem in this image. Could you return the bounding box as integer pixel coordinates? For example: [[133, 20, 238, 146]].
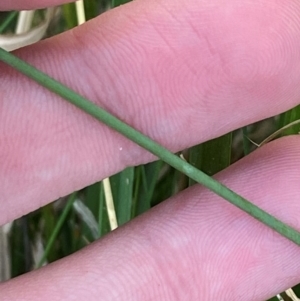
[[242, 126, 251, 155], [36, 192, 77, 268], [1, 47, 300, 245], [0, 11, 18, 34]]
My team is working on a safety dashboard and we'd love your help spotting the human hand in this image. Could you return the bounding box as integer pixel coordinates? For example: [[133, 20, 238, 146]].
[[1, 0, 300, 300]]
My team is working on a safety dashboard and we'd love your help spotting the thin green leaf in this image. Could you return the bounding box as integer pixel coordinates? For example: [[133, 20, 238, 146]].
[[189, 133, 232, 186], [10, 221, 27, 277], [152, 165, 178, 206], [135, 160, 163, 215], [242, 126, 251, 155], [84, 0, 99, 20], [110, 167, 134, 226], [0, 11, 18, 34], [278, 105, 300, 136], [40, 204, 57, 263], [84, 182, 100, 218], [36, 192, 77, 268], [62, 3, 78, 29]]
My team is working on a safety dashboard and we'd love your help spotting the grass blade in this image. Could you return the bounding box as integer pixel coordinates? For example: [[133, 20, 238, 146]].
[[278, 105, 300, 135], [36, 192, 77, 268], [62, 3, 78, 29], [242, 126, 251, 155], [0, 11, 18, 34], [189, 133, 232, 186], [98, 182, 111, 236], [110, 167, 135, 226], [83, 0, 98, 20], [73, 199, 99, 239], [135, 161, 163, 215]]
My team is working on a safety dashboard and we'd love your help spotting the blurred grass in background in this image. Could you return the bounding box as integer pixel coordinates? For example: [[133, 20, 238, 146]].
[[0, 2, 300, 300]]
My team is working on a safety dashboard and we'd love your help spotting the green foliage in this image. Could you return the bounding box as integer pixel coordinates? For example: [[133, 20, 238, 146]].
[[189, 132, 232, 185], [0, 11, 18, 33], [278, 105, 300, 135], [62, 3, 78, 29], [111, 167, 135, 226], [112, 0, 131, 8]]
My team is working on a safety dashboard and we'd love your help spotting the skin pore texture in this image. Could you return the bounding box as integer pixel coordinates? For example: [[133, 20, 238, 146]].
[[1, 0, 300, 300]]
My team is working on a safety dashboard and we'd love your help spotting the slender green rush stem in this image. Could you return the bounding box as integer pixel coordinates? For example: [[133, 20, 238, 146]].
[[1, 47, 300, 245], [36, 192, 77, 268]]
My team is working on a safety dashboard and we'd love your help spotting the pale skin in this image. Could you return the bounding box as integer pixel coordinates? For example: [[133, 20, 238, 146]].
[[1, 0, 300, 300]]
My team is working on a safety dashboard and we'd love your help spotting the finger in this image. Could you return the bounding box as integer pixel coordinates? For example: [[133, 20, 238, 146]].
[[2, 0, 300, 225], [0, 0, 72, 11], [1, 136, 300, 301]]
